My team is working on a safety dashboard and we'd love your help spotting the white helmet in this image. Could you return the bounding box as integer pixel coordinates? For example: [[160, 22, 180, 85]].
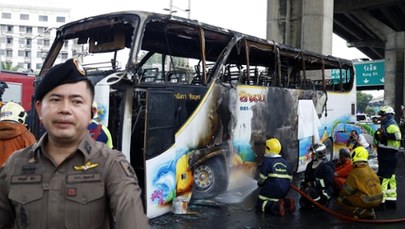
[[379, 105, 395, 115], [0, 102, 27, 124]]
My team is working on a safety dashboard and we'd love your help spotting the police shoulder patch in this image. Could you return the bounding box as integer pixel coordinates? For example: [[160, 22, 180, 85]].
[[120, 160, 136, 178]]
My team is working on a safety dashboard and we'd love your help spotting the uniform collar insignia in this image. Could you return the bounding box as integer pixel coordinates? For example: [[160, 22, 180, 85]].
[[73, 161, 99, 171]]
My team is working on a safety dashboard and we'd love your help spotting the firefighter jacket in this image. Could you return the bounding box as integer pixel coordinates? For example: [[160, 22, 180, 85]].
[[375, 116, 401, 150], [334, 159, 352, 189], [335, 159, 352, 178], [340, 162, 383, 208], [0, 133, 150, 229], [257, 154, 292, 200], [304, 157, 335, 199], [0, 121, 36, 166]]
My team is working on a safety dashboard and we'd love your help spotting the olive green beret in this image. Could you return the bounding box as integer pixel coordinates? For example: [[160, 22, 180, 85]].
[[35, 58, 90, 100]]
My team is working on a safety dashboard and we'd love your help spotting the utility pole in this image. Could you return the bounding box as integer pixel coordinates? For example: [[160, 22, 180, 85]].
[[164, 0, 191, 19]]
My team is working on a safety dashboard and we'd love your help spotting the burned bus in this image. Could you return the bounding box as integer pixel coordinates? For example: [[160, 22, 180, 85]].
[[32, 11, 356, 218]]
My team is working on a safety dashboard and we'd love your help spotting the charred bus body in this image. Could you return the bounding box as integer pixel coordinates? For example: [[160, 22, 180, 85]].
[[31, 11, 355, 218]]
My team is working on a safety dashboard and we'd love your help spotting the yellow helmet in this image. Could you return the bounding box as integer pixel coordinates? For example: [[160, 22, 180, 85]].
[[351, 146, 369, 162], [0, 102, 27, 124], [265, 138, 281, 154]]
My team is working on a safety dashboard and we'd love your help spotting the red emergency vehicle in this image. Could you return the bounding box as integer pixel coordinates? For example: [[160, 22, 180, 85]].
[[0, 70, 35, 111]]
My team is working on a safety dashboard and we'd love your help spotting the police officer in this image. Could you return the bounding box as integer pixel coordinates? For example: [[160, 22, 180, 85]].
[[0, 59, 150, 228], [374, 105, 402, 209]]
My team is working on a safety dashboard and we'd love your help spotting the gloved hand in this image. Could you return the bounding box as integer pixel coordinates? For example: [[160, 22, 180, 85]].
[[374, 129, 382, 141]]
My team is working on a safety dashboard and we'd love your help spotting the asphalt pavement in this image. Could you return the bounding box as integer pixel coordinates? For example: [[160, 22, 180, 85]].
[[150, 149, 405, 229]]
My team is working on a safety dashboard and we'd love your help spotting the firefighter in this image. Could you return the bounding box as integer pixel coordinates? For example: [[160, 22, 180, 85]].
[[256, 138, 295, 216], [374, 105, 402, 209], [299, 143, 335, 210], [0, 101, 36, 166], [337, 146, 382, 219]]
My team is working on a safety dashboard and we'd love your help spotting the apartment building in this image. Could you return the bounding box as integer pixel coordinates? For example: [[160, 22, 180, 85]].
[[0, 4, 71, 73]]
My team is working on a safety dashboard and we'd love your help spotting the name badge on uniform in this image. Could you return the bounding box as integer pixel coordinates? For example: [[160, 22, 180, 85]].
[[67, 173, 102, 183], [11, 175, 42, 184]]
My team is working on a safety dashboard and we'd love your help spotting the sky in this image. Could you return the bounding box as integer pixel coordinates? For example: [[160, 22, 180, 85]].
[[11, 0, 369, 59], [10, 0, 380, 96]]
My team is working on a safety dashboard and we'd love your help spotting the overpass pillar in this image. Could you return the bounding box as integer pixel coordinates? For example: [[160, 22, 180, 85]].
[[385, 32, 405, 118], [266, 0, 334, 55]]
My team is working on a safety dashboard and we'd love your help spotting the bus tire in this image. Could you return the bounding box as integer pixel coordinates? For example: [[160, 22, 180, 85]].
[[192, 156, 228, 199]]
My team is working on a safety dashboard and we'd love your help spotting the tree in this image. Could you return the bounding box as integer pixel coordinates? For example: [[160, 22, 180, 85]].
[[0, 62, 19, 71], [357, 92, 373, 113]]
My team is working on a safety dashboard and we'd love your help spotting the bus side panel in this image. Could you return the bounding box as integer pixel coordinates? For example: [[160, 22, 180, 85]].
[[229, 85, 326, 173], [144, 84, 218, 218], [146, 146, 176, 218]]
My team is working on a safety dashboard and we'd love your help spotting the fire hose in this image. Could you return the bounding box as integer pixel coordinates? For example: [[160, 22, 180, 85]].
[[290, 184, 405, 223]]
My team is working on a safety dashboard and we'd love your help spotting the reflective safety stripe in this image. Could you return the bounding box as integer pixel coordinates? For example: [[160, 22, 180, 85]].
[[261, 200, 267, 212], [316, 178, 326, 188], [313, 196, 321, 202], [385, 196, 397, 201], [268, 173, 292, 180], [322, 190, 331, 200], [342, 183, 356, 194], [377, 144, 400, 150], [259, 195, 279, 202], [259, 173, 267, 180]]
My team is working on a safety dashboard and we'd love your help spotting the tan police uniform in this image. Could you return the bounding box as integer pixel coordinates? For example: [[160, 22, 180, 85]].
[[0, 133, 150, 229]]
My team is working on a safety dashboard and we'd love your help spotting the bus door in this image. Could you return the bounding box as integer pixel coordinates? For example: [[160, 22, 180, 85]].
[[137, 88, 176, 218]]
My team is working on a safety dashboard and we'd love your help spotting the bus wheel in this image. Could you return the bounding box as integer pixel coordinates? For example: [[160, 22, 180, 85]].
[[192, 157, 228, 199], [324, 138, 333, 161]]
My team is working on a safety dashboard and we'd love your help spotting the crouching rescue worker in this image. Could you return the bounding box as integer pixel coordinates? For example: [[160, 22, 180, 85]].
[[0, 58, 150, 228], [256, 138, 295, 216], [337, 146, 382, 220], [333, 148, 352, 194], [299, 143, 335, 210], [374, 105, 401, 209]]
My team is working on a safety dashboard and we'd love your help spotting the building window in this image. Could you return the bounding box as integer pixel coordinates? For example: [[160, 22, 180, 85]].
[[1, 13, 11, 19], [61, 52, 68, 59], [56, 16, 66, 23], [26, 38, 32, 46], [36, 63, 42, 70], [26, 26, 33, 34], [38, 15, 48, 22], [20, 14, 29, 20], [25, 50, 31, 58], [7, 25, 13, 33], [6, 49, 13, 57], [37, 27, 47, 33], [37, 39, 44, 45], [44, 39, 50, 47], [6, 37, 13, 45], [18, 50, 25, 57]]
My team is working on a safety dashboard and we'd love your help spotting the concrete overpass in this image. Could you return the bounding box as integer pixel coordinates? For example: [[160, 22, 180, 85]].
[[267, 0, 405, 119]]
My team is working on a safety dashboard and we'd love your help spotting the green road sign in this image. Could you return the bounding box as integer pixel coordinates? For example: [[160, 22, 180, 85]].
[[331, 60, 384, 87], [354, 60, 384, 87]]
